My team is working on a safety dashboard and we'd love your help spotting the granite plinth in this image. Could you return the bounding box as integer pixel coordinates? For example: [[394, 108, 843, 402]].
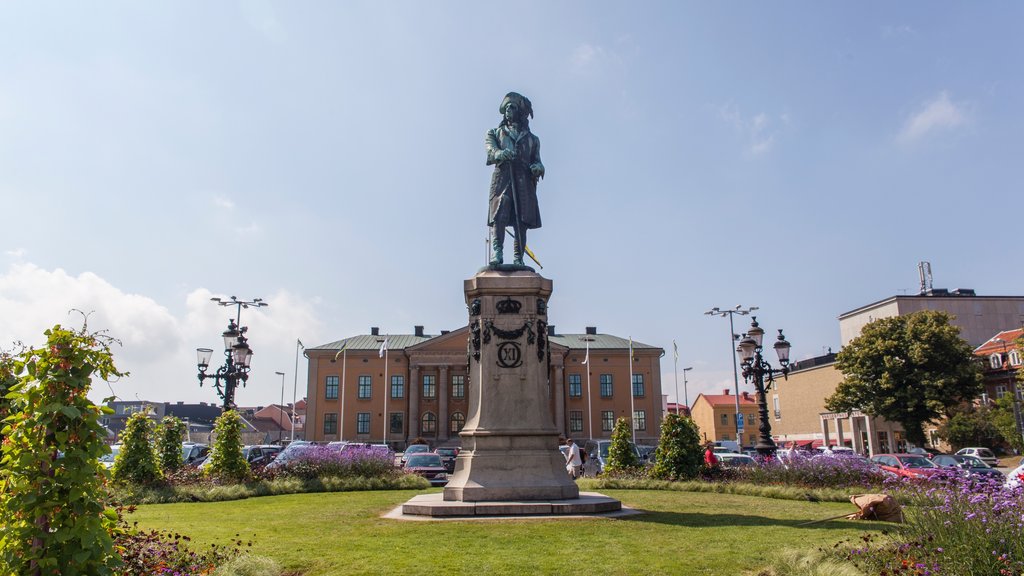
[[396, 491, 625, 519]]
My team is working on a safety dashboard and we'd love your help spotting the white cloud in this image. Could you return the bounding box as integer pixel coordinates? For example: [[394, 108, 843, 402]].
[[718, 104, 786, 155], [570, 43, 606, 74], [5, 248, 26, 258], [0, 263, 323, 406], [234, 221, 263, 236], [213, 195, 235, 210], [898, 91, 969, 143]]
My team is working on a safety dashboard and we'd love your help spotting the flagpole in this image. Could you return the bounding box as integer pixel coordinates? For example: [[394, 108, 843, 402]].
[[382, 336, 389, 445], [629, 336, 636, 444], [673, 340, 680, 415], [582, 337, 593, 440], [336, 345, 347, 442], [292, 339, 303, 442]]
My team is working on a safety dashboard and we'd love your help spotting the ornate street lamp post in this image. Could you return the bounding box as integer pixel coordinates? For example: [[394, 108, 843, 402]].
[[705, 305, 758, 442], [736, 317, 791, 458], [196, 296, 268, 411]]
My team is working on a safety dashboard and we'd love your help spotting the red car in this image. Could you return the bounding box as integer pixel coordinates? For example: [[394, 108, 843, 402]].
[[870, 453, 940, 478], [403, 453, 449, 486]]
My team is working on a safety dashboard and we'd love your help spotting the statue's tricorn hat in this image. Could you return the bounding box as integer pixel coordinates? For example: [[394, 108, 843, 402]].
[[500, 92, 533, 119]]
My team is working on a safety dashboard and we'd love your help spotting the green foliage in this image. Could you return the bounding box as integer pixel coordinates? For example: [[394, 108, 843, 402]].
[[827, 310, 982, 446], [940, 404, 1002, 450], [0, 324, 124, 576], [112, 411, 163, 485], [0, 350, 17, 444], [157, 416, 186, 472], [650, 413, 703, 480], [206, 410, 250, 483], [109, 474, 428, 505], [992, 393, 1024, 453], [605, 417, 639, 472]]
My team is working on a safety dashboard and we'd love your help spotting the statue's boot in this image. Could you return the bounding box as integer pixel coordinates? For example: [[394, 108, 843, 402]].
[[513, 235, 525, 266], [490, 238, 503, 266]]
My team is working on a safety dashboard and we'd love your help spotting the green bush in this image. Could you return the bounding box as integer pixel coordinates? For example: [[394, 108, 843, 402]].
[[650, 413, 703, 480], [112, 410, 163, 485], [605, 417, 640, 473], [206, 410, 250, 483], [211, 554, 282, 576], [0, 324, 124, 576], [157, 416, 186, 472]]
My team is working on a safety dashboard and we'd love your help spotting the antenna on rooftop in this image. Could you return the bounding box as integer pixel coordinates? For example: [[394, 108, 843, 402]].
[[918, 261, 933, 295]]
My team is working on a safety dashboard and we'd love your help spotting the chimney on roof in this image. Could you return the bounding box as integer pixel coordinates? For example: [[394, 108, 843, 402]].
[[414, 325, 424, 337], [370, 327, 379, 336], [741, 391, 750, 401], [440, 330, 450, 335], [548, 325, 556, 336], [723, 389, 730, 395], [586, 326, 597, 335]]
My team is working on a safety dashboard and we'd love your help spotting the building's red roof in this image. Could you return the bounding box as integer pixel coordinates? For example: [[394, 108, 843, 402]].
[[697, 393, 757, 407], [975, 329, 1023, 355]]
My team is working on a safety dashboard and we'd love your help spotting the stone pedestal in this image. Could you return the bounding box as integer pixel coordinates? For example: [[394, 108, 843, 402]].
[[442, 269, 579, 502]]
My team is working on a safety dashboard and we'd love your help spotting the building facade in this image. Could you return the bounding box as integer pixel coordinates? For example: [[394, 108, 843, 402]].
[[975, 329, 1024, 447], [689, 390, 758, 446], [304, 326, 664, 448], [839, 291, 1024, 348]]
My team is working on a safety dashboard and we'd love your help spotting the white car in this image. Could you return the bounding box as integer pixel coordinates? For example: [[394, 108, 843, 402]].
[[718, 453, 757, 468], [1005, 462, 1024, 489], [99, 444, 121, 469], [955, 447, 999, 468]]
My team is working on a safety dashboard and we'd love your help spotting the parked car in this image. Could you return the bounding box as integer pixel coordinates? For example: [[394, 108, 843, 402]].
[[434, 447, 461, 473], [263, 442, 315, 471], [815, 446, 856, 457], [582, 439, 646, 474], [870, 454, 940, 478], [182, 442, 209, 466], [955, 447, 999, 468], [907, 446, 936, 458], [99, 444, 121, 469], [931, 454, 1004, 479], [1005, 462, 1024, 489], [401, 443, 431, 465], [403, 453, 449, 486], [718, 453, 757, 468]]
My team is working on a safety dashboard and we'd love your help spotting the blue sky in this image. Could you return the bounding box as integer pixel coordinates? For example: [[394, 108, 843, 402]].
[[2, 2, 1021, 407]]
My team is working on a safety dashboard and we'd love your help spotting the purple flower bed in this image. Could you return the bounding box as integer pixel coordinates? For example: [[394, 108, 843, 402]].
[[260, 445, 399, 481], [839, 470, 1024, 574], [730, 452, 888, 489]]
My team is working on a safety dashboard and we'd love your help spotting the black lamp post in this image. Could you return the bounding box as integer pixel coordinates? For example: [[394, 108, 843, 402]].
[[197, 296, 267, 411], [736, 317, 791, 458]]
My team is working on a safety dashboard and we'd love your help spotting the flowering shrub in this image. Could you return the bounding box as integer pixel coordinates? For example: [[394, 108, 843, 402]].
[[731, 452, 888, 489], [260, 445, 399, 481], [113, 410, 163, 485], [157, 416, 186, 473], [835, 470, 1024, 575], [113, 505, 242, 575]]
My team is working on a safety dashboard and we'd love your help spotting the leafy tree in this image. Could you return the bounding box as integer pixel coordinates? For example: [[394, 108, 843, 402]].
[[0, 350, 17, 444], [604, 417, 639, 473], [112, 410, 162, 485], [991, 394, 1024, 453], [0, 324, 124, 576], [826, 311, 982, 447], [940, 405, 1001, 450], [650, 413, 703, 480], [157, 416, 186, 473], [206, 410, 250, 482]]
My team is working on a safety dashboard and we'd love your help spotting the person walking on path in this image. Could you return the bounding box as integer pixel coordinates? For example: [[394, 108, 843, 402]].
[[703, 442, 719, 468], [565, 438, 582, 479]]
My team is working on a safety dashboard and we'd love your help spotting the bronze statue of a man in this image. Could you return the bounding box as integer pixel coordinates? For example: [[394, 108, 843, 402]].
[[486, 92, 545, 266]]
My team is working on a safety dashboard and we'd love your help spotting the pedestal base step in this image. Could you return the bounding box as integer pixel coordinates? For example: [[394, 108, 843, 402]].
[[392, 491, 627, 520]]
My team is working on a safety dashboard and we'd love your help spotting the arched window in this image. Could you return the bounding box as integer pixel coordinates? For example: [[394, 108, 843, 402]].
[[990, 353, 1003, 369], [450, 412, 465, 433], [421, 412, 437, 434]]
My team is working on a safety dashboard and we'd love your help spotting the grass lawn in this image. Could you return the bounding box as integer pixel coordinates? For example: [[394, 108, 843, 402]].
[[129, 488, 889, 575]]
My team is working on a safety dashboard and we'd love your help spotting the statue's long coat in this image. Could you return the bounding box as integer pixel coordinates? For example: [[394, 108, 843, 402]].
[[485, 125, 542, 230]]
